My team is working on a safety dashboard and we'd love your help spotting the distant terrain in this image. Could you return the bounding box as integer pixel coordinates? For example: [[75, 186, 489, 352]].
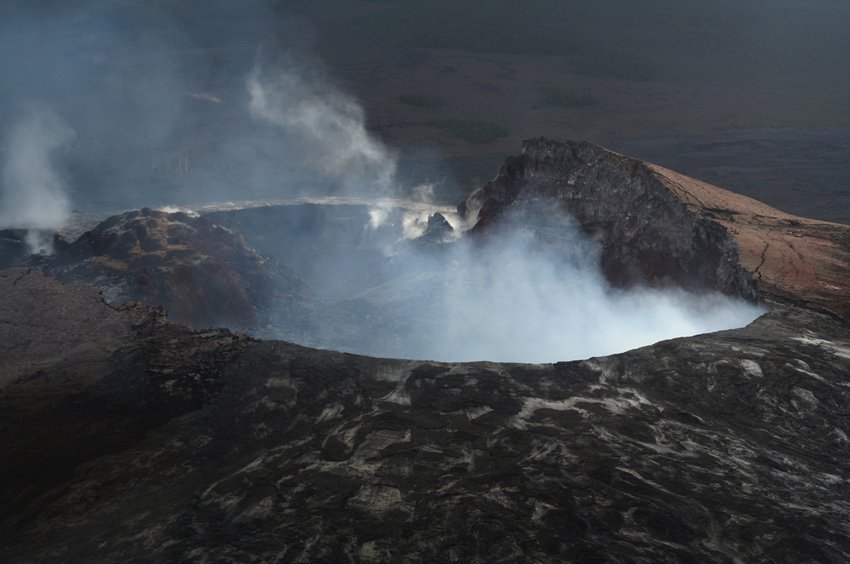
[[292, 1, 850, 218], [4, 1, 848, 221]]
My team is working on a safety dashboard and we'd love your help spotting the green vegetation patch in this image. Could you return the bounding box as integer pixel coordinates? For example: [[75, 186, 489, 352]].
[[396, 93, 443, 109], [536, 88, 597, 108], [429, 119, 510, 145]]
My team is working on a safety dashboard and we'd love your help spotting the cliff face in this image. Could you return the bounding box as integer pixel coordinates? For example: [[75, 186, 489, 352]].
[[464, 138, 850, 316], [646, 161, 850, 317]]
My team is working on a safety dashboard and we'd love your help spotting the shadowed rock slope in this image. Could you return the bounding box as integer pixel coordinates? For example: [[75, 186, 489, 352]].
[[2, 277, 850, 560]]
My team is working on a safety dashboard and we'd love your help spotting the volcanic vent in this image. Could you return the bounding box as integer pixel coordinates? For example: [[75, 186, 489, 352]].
[[197, 139, 778, 362], [15, 139, 812, 363]]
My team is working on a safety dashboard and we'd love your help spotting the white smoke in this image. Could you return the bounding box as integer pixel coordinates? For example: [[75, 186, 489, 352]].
[[428, 229, 766, 362], [239, 58, 767, 363], [368, 206, 389, 229], [0, 5, 767, 363], [410, 182, 435, 203], [401, 210, 431, 239], [247, 63, 397, 193], [340, 217, 767, 363], [0, 108, 75, 254]]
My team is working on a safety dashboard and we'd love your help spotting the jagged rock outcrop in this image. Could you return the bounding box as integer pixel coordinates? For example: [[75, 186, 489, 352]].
[[463, 138, 850, 316], [418, 212, 454, 243], [40, 208, 312, 331]]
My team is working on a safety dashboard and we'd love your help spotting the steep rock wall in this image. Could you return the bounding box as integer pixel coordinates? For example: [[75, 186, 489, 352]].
[[464, 138, 758, 299]]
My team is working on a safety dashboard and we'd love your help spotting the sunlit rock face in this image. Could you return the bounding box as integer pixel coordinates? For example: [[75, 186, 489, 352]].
[[464, 138, 850, 317], [464, 138, 758, 299]]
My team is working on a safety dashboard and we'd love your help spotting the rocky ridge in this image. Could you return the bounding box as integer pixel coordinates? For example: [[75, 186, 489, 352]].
[[464, 138, 850, 316], [5, 208, 312, 332]]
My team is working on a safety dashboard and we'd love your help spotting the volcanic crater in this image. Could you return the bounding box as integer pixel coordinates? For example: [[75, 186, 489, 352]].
[[2, 139, 850, 561]]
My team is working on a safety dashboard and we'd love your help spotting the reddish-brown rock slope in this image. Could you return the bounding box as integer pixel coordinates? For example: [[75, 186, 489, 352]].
[[464, 138, 850, 316]]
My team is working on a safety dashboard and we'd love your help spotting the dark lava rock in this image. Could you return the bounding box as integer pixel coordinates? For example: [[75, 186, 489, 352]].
[[3, 139, 850, 562], [1, 268, 850, 562], [0, 230, 30, 269], [39, 208, 312, 331], [419, 212, 454, 243]]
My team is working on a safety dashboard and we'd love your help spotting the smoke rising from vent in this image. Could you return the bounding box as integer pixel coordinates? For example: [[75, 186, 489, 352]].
[[280, 206, 766, 363], [395, 223, 765, 362], [0, 108, 74, 253], [247, 62, 398, 194], [0, 1, 769, 362]]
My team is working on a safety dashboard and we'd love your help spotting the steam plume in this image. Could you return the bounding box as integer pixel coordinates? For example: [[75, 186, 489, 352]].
[[0, 2, 768, 363], [421, 226, 765, 362], [247, 63, 397, 193], [0, 108, 74, 253], [239, 57, 765, 363], [319, 214, 767, 363]]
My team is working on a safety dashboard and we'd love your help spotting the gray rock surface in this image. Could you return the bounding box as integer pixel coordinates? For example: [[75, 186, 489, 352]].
[[1, 269, 849, 562]]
